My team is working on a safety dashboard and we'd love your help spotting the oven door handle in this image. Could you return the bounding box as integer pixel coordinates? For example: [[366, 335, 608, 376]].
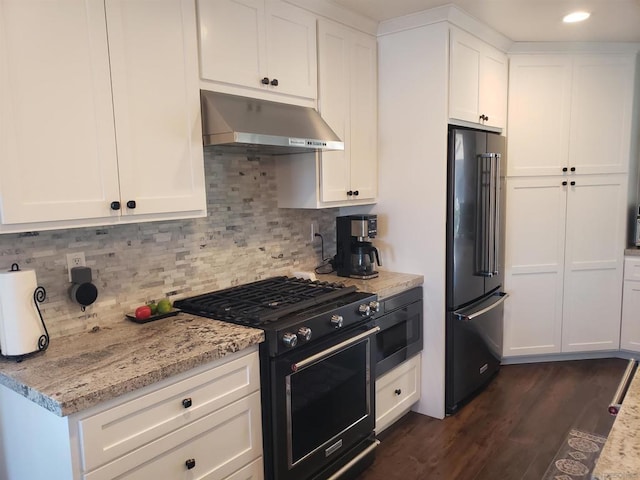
[[291, 326, 381, 372]]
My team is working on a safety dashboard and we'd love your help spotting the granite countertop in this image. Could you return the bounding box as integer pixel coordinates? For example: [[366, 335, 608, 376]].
[[625, 248, 640, 257], [592, 366, 640, 479], [0, 314, 264, 417], [317, 270, 424, 300], [0, 270, 423, 418]]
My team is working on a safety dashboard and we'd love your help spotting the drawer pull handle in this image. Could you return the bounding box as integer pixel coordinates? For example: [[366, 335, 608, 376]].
[[182, 398, 192, 408], [394, 389, 402, 396], [185, 458, 196, 470]]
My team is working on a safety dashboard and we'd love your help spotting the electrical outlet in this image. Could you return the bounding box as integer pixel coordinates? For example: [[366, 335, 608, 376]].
[[66, 252, 86, 282], [310, 221, 319, 242]]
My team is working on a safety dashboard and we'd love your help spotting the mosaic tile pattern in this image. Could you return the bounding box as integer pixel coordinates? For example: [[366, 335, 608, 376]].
[[0, 152, 339, 338]]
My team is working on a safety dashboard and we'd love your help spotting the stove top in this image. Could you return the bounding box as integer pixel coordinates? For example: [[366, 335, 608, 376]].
[[174, 276, 378, 356], [174, 276, 356, 327]]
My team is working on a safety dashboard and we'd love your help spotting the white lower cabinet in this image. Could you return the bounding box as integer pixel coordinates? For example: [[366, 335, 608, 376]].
[[504, 175, 626, 357], [621, 257, 640, 352], [0, 348, 263, 480], [375, 353, 421, 434]]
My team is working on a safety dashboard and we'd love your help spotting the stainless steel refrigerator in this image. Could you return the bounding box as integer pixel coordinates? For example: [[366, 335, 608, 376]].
[[445, 125, 508, 414]]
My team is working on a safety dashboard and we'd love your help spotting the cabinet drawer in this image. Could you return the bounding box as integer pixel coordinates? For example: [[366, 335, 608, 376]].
[[225, 457, 264, 480], [79, 351, 259, 471], [625, 257, 640, 281], [84, 391, 263, 480], [375, 353, 421, 434]]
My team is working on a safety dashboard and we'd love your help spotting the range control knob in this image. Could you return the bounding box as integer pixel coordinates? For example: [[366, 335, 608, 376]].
[[282, 332, 298, 348], [297, 327, 312, 342], [358, 304, 371, 316], [368, 301, 380, 313], [330, 314, 344, 328]]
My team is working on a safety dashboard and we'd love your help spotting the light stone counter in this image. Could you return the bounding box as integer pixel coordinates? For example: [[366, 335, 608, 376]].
[[593, 367, 640, 479], [316, 270, 424, 300], [625, 248, 640, 257], [0, 313, 264, 416]]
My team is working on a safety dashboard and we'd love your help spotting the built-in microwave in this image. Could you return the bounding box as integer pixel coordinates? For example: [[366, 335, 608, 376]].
[[374, 286, 423, 378]]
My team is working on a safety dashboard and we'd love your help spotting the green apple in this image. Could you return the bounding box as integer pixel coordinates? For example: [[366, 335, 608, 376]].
[[157, 298, 172, 314]]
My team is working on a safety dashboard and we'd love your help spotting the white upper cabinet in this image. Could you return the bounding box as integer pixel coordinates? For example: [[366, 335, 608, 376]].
[[568, 55, 635, 175], [198, 0, 317, 102], [276, 19, 377, 208], [507, 53, 636, 177], [107, 0, 205, 219], [506, 55, 572, 177], [449, 27, 508, 129], [0, 0, 120, 225], [0, 0, 205, 231]]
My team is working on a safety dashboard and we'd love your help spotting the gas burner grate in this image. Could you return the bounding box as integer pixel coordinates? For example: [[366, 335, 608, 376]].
[[174, 276, 355, 326]]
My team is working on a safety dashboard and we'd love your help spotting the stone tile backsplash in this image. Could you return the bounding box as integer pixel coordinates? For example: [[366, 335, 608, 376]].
[[0, 153, 339, 338]]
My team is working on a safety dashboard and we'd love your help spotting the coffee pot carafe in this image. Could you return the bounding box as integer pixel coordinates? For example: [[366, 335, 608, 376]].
[[335, 215, 382, 279], [351, 242, 381, 277]]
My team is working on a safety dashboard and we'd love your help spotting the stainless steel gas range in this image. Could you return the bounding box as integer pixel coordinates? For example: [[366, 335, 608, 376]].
[[174, 276, 380, 480]]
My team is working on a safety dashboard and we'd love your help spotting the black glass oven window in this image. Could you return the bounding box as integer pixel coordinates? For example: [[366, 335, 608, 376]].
[[288, 340, 368, 464], [376, 317, 418, 361]]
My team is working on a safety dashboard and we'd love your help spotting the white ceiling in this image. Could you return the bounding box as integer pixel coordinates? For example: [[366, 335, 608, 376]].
[[329, 0, 640, 42]]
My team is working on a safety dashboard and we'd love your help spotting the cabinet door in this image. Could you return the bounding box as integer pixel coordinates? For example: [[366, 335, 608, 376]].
[[449, 28, 507, 129], [568, 55, 634, 175], [318, 20, 377, 204], [479, 45, 507, 129], [197, 0, 266, 90], [449, 28, 481, 124], [348, 30, 378, 201], [561, 175, 626, 352], [0, 0, 120, 224], [106, 0, 205, 217], [621, 279, 640, 352], [503, 177, 566, 356], [266, 0, 317, 100], [318, 20, 351, 203], [507, 55, 572, 177]]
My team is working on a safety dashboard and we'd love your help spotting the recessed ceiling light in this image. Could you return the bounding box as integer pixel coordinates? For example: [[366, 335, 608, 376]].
[[563, 11, 591, 23]]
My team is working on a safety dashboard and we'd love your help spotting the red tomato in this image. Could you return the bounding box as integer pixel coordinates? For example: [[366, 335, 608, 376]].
[[135, 305, 152, 320]]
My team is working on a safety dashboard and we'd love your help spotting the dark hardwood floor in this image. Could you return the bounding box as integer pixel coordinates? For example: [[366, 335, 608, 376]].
[[359, 358, 627, 480]]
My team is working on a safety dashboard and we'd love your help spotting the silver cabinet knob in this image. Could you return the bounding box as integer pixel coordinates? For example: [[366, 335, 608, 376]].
[[358, 304, 371, 316], [330, 314, 344, 328], [282, 332, 298, 348], [368, 301, 380, 313], [297, 327, 312, 342]]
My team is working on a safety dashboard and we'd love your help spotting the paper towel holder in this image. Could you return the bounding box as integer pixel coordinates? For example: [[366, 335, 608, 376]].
[[7, 263, 50, 359]]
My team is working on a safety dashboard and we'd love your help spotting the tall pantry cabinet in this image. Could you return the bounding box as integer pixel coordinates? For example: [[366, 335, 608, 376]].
[[503, 51, 638, 357]]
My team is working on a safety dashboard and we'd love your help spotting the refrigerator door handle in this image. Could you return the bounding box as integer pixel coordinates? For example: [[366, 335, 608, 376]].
[[455, 292, 509, 321], [491, 153, 501, 276], [476, 153, 501, 277]]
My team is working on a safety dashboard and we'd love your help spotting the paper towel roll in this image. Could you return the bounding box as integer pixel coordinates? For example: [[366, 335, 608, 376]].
[[0, 267, 44, 356]]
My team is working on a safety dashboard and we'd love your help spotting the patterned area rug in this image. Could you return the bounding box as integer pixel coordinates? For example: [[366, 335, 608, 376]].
[[541, 429, 607, 480]]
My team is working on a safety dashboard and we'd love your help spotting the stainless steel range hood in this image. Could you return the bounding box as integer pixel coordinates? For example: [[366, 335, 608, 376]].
[[200, 90, 344, 155]]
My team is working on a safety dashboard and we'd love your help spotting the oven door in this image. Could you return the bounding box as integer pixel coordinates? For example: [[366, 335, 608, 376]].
[[269, 322, 379, 480]]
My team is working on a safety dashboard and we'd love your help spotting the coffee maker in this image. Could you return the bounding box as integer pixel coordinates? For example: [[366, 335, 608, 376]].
[[335, 214, 382, 279]]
